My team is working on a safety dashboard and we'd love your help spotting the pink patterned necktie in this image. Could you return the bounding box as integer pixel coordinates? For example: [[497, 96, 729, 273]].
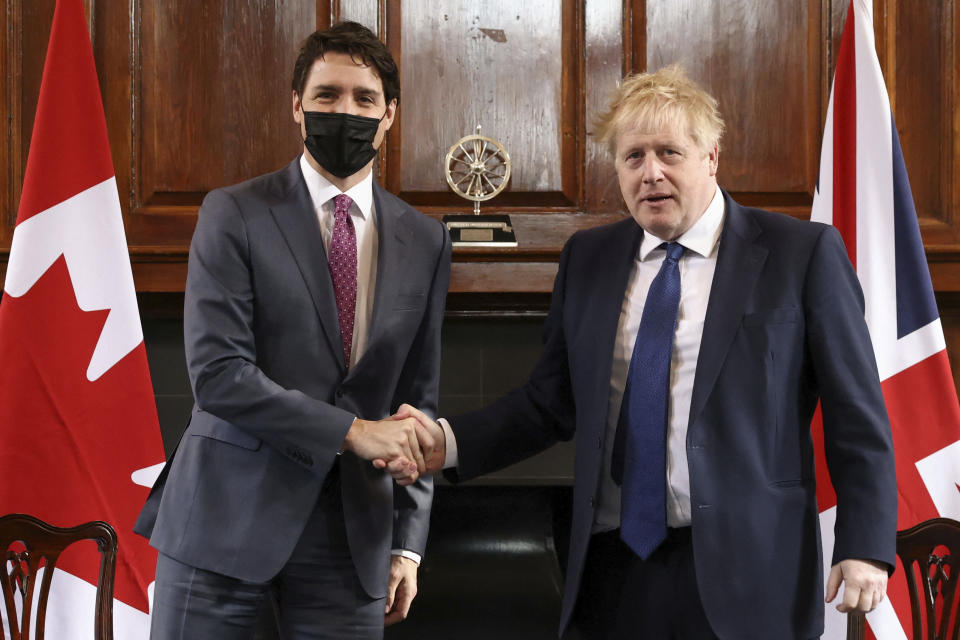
[[328, 193, 357, 368]]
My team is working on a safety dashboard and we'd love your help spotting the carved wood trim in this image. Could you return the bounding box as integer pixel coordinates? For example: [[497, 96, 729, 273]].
[[4, 0, 23, 239], [627, 0, 645, 75]]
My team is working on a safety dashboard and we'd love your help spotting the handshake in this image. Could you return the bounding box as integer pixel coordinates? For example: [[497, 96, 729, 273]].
[[341, 404, 446, 485]]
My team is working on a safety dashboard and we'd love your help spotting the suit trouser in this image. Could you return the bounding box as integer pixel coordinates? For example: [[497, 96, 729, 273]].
[[569, 527, 717, 640], [149, 466, 385, 640]]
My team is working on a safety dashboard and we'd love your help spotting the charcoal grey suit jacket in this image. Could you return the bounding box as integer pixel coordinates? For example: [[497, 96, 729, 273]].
[[136, 157, 451, 598]]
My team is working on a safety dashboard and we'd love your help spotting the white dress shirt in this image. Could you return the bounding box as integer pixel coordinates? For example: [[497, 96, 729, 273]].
[[299, 155, 378, 367], [594, 186, 724, 531], [300, 156, 421, 565], [440, 186, 725, 534]]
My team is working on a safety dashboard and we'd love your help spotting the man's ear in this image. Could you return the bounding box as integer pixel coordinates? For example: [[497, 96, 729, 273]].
[[707, 144, 719, 176], [292, 90, 303, 126], [381, 99, 398, 132]]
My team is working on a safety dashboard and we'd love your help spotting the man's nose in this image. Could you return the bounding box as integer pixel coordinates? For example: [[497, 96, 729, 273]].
[[640, 158, 665, 183], [331, 96, 360, 115]]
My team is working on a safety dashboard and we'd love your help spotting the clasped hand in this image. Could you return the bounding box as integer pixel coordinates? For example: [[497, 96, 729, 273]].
[[341, 404, 445, 485]]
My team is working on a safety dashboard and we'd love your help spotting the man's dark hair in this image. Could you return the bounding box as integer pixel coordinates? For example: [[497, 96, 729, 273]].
[[292, 21, 400, 106]]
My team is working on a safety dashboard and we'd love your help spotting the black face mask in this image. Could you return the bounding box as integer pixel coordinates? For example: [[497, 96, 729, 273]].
[[302, 110, 383, 179]]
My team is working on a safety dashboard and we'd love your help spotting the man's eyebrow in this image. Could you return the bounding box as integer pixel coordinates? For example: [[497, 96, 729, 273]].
[[310, 83, 341, 95]]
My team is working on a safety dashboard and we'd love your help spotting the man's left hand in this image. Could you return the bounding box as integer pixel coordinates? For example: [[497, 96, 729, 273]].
[[825, 558, 888, 613], [385, 555, 418, 626]]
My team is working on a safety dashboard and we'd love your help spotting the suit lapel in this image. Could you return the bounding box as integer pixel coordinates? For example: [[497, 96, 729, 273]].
[[687, 193, 767, 428], [586, 219, 644, 430], [269, 159, 346, 371], [353, 183, 414, 370]]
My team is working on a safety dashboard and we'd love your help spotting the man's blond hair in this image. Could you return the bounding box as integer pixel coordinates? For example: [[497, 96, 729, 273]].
[[594, 65, 724, 156]]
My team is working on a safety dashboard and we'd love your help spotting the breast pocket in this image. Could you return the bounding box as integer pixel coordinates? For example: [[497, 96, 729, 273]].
[[740, 306, 808, 484]]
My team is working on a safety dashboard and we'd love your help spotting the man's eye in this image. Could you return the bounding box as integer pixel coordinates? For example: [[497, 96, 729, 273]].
[[662, 149, 677, 156]]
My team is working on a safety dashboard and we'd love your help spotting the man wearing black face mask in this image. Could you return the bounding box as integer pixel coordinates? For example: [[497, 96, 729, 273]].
[[135, 21, 451, 639]]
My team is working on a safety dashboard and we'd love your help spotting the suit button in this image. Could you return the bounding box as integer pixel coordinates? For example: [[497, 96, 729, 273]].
[[335, 389, 344, 398], [588, 497, 595, 507], [596, 437, 602, 449]]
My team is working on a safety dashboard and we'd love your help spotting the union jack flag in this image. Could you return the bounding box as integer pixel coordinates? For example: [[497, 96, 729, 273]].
[[810, 1, 960, 637]]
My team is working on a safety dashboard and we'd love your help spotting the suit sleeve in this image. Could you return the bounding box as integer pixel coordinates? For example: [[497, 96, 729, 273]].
[[184, 188, 356, 478], [805, 225, 897, 570], [391, 221, 451, 555], [445, 239, 578, 483]]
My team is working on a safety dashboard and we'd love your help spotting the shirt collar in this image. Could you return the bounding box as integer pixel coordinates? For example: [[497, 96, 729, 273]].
[[638, 185, 725, 260], [299, 154, 375, 219]]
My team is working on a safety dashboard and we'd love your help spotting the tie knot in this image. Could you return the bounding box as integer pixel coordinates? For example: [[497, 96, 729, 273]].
[[664, 242, 684, 262], [333, 193, 354, 220]]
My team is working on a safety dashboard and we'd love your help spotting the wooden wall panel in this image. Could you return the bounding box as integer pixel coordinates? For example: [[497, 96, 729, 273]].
[[135, 1, 314, 209], [337, 0, 380, 32], [0, 0, 10, 241], [398, 1, 565, 195], [127, 0, 327, 251], [885, 0, 959, 247], [8, 1, 55, 232], [644, 1, 821, 207], [385, 0, 581, 210], [2, 0, 960, 308], [583, 0, 626, 213]]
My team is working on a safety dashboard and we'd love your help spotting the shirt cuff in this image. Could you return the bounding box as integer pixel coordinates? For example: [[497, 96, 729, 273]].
[[391, 549, 422, 565], [437, 418, 459, 469]]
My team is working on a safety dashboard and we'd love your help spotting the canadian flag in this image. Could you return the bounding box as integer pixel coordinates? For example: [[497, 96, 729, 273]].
[[0, 0, 164, 637], [810, 0, 960, 638]]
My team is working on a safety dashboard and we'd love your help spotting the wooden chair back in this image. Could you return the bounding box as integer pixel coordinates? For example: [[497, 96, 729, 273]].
[[0, 513, 117, 640], [897, 517, 960, 640]]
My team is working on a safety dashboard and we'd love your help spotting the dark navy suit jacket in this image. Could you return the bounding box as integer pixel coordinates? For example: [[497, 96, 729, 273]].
[[136, 158, 451, 599], [448, 191, 896, 639]]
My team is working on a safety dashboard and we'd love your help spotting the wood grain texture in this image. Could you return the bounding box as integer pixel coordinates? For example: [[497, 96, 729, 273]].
[[392, 1, 567, 199], [137, 1, 312, 206], [887, 0, 959, 246], [1, 0, 11, 240], [645, 0, 821, 196], [583, 0, 626, 213], [11, 0, 55, 231], [0, 0, 959, 314], [337, 0, 379, 32]]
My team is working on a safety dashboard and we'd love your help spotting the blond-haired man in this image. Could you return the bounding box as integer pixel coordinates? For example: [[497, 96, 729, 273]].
[[400, 66, 896, 639]]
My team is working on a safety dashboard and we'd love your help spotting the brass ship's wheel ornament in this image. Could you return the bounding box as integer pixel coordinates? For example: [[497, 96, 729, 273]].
[[444, 125, 511, 215]]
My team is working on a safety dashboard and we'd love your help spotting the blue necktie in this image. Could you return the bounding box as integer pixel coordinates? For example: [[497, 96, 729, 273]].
[[613, 241, 685, 559]]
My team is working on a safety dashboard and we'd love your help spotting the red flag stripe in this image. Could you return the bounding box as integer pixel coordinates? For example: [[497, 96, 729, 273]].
[[832, 5, 858, 269]]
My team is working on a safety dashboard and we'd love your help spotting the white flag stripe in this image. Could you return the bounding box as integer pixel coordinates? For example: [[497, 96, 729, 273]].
[[848, 0, 897, 377], [810, 88, 835, 227], [881, 320, 947, 382], [131, 462, 165, 488], [819, 507, 847, 639], [43, 567, 150, 639], [0, 567, 150, 640], [915, 440, 960, 521], [4, 177, 143, 381], [866, 600, 910, 640]]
